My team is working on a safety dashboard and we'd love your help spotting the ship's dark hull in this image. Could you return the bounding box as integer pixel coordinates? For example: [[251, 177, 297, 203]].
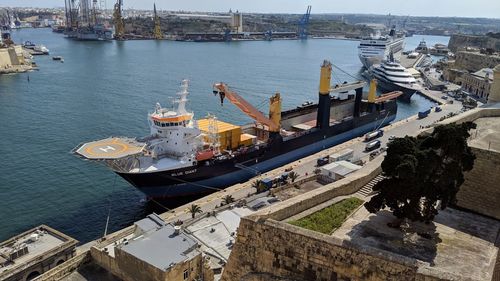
[[116, 101, 397, 198]]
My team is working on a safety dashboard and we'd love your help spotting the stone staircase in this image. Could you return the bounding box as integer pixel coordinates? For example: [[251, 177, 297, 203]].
[[357, 174, 384, 197]]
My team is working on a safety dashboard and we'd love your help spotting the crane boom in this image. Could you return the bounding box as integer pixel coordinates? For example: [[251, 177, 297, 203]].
[[213, 83, 280, 132]]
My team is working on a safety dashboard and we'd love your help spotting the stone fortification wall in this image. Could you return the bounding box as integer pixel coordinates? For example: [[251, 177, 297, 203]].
[[0, 48, 13, 68], [454, 51, 500, 72], [449, 34, 500, 52], [34, 251, 91, 281], [221, 217, 440, 281], [456, 147, 500, 220]]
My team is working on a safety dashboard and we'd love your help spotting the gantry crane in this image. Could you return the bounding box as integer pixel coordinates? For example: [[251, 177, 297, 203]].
[[113, 0, 125, 39], [212, 83, 281, 132], [153, 3, 164, 40], [298, 5, 311, 40]]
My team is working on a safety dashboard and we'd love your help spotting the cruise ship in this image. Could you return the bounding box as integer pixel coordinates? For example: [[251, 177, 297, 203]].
[[74, 61, 401, 199], [358, 28, 405, 69], [369, 55, 422, 102]]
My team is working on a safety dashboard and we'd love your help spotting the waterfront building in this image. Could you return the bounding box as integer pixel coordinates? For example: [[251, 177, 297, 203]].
[[461, 68, 494, 101], [0, 225, 78, 281]]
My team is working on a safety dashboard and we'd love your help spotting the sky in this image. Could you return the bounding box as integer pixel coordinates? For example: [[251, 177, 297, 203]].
[[2, 0, 500, 18]]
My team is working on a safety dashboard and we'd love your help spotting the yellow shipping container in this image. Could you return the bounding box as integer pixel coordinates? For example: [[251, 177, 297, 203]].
[[197, 118, 242, 150], [240, 133, 257, 147]]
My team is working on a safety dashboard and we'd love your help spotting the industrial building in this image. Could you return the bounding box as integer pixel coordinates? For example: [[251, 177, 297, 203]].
[[318, 160, 362, 183]]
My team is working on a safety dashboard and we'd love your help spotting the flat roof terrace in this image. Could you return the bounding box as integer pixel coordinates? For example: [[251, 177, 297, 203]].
[[0, 225, 78, 279]]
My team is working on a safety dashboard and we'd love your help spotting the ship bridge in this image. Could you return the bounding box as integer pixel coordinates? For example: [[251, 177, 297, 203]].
[[74, 137, 145, 160]]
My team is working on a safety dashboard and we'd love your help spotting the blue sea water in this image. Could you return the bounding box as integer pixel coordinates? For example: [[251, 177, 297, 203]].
[[0, 29, 449, 243]]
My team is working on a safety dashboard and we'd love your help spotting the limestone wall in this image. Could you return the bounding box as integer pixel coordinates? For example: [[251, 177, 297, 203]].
[[221, 217, 441, 281], [454, 51, 500, 72], [449, 34, 500, 52], [34, 251, 91, 281], [456, 147, 500, 220], [0, 48, 12, 68], [114, 248, 167, 281]]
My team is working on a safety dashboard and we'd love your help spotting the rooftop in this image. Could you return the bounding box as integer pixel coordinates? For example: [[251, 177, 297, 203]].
[[321, 160, 362, 176], [117, 215, 199, 271], [332, 207, 500, 281], [186, 207, 254, 261], [0, 225, 77, 278], [471, 68, 494, 80], [468, 116, 500, 153]]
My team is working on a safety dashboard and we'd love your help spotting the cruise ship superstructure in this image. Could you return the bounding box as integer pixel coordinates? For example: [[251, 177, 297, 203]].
[[74, 61, 402, 199], [369, 55, 422, 101], [358, 28, 405, 69]]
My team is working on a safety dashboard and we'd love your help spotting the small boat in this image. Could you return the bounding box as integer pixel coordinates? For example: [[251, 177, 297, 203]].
[[52, 56, 63, 61]]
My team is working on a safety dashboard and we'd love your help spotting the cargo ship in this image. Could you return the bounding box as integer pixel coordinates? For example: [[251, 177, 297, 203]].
[[74, 61, 401, 198]]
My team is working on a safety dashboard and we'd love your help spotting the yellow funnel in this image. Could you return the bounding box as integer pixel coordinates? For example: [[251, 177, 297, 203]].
[[368, 79, 377, 103], [269, 92, 282, 131], [319, 60, 332, 95]]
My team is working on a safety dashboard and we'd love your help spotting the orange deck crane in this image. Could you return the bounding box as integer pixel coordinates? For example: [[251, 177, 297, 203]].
[[212, 83, 281, 132]]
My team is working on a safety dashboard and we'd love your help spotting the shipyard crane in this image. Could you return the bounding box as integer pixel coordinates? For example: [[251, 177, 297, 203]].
[[212, 83, 281, 132], [113, 0, 125, 39], [153, 3, 164, 40], [298, 5, 311, 40]]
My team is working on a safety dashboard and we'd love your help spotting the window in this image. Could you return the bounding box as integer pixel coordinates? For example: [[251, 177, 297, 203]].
[[183, 269, 188, 280]]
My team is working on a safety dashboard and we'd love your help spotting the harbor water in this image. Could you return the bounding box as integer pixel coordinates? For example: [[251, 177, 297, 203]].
[[0, 28, 449, 243]]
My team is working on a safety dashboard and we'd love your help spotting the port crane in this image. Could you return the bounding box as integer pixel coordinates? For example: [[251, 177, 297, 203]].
[[113, 0, 125, 39], [298, 5, 312, 40], [212, 83, 281, 132], [153, 3, 164, 40]]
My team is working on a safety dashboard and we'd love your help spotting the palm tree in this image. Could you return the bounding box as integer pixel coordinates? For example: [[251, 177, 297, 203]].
[[223, 195, 235, 205], [188, 204, 202, 219], [252, 179, 267, 193], [288, 171, 299, 183]]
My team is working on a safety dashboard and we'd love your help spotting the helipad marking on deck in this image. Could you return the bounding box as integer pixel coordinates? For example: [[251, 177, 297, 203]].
[[99, 146, 116, 153], [84, 139, 129, 157]]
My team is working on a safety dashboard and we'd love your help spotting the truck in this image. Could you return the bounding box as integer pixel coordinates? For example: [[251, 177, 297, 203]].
[[365, 140, 381, 152], [364, 130, 384, 142], [418, 109, 431, 119], [316, 156, 330, 167]]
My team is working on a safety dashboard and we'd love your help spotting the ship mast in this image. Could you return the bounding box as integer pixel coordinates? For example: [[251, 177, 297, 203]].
[[174, 79, 189, 114]]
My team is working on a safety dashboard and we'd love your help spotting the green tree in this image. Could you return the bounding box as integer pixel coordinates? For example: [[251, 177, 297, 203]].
[[223, 194, 235, 205], [252, 179, 266, 193], [365, 122, 476, 225], [188, 204, 202, 219], [288, 171, 299, 183]]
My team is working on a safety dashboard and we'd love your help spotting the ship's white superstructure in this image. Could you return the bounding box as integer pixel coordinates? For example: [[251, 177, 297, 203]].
[[131, 80, 205, 172], [371, 61, 417, 85], [358, 28, 405, 69], [368, 57, 421, 101]]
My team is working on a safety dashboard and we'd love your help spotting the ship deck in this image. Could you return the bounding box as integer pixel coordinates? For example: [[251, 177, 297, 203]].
[[74, 137, 145, 160]]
